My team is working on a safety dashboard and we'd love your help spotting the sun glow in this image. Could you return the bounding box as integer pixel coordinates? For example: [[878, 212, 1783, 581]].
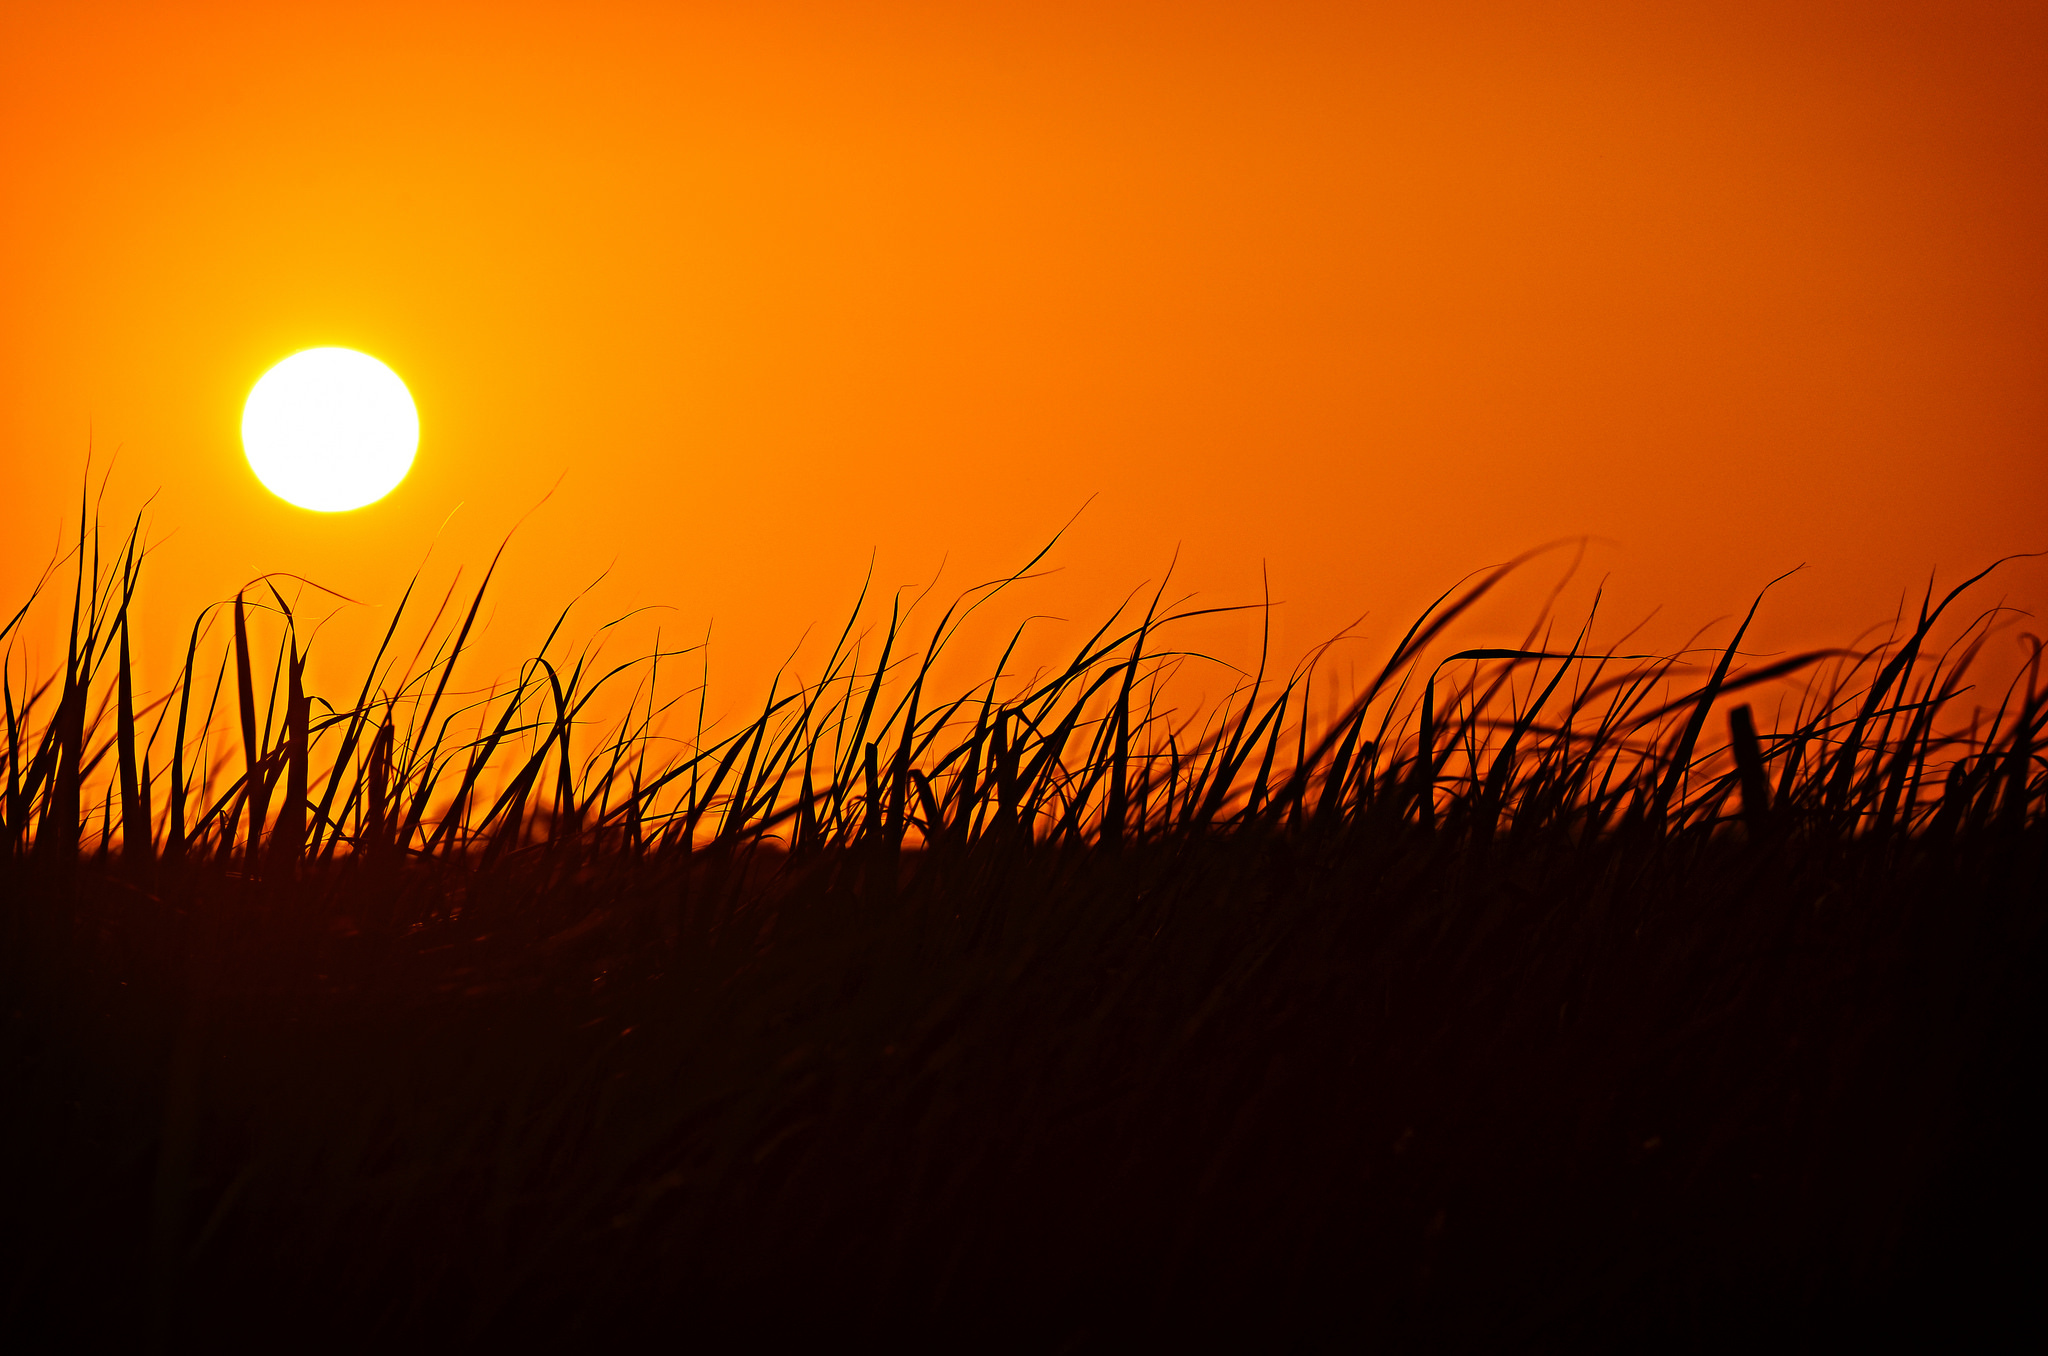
[[242, 347, 418, 512]]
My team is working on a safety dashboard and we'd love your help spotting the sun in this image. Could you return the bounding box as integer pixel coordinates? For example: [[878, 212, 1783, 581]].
[[242, 347, 419, 512]]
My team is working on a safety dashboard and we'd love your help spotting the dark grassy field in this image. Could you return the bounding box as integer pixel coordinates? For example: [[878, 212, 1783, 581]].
[[2, 509, 2042, 1348]]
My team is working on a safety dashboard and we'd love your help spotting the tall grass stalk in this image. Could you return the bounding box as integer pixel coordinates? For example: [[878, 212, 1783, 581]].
[[1, 505, 2041, 1346]]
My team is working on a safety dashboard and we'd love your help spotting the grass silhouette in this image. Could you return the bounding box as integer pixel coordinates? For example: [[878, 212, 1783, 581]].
[[1, 492, 2042, 1348]]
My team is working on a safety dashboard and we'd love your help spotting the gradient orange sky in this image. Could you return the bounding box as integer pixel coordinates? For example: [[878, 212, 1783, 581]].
[[4, 1, 2045, 710]]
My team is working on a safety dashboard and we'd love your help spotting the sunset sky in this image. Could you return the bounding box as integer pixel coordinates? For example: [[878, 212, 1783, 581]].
[[4, 0, 2045, 711]]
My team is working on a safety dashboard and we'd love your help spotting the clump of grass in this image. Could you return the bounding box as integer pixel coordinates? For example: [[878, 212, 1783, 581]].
[[1, 493, 2041, 1347]]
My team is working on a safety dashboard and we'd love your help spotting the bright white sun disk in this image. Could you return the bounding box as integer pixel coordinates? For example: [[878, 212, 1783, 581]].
[[242, 347, 418, 511]]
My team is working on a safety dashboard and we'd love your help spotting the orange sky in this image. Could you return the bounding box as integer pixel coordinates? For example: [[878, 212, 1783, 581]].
[[4, 0, 2046, 717]]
